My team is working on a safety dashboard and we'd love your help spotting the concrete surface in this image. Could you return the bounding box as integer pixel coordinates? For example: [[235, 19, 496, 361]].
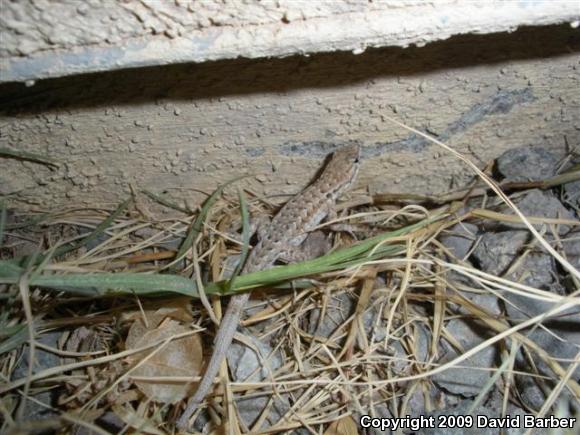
[[1, 24, 579, 212], [1, 0, 579, 83]]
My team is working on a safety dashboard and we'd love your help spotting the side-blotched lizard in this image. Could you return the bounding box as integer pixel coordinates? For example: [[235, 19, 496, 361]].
[[177, 144, 361, 429]]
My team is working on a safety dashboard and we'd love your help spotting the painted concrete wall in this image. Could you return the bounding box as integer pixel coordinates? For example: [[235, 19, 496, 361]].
[[1, 0, 578, 83]]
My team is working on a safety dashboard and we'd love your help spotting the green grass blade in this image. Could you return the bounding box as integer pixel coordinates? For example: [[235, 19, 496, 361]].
[[0, 213, 442, 300], [205, 244, 404, 295], [0, 264, 198, 297], [205, 213, 441, 294]]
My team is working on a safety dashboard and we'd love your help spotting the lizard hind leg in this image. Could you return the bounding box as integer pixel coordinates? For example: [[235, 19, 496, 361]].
[[279, 230, 333, 263]]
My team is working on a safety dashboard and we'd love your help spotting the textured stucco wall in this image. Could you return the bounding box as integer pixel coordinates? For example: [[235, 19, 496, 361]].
[[1, 0, 579, 83], [1, 25, 579, 212]]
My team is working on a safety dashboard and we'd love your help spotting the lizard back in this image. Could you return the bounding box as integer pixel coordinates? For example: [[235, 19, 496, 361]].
[[177, 144, 361, 429], [242, 144, 361, 273]]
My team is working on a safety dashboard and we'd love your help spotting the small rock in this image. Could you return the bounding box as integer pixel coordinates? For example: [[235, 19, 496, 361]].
[[441, 222, 479, 260], [506, 249, 563, 294], [13, 332, 61, 422], [226, 331, 292, 429], [192, 409, 211, 433], [433, 318, 498, 397], [85, 233, 110, 251], [14, 332, 61, 379], [387, 323, 431, 375], [497, 189, 574, 234], [516, 368, 580, 414], [227, 331, 282, 383], [562, 179, 580, 208], [403, 385, 430, 419], [457, 292, 501, 318], [509, 284, 580, 384], [496, 147, 557, 182], [528, 322, 580, 378], [471, 229, 563, 292], [471, 230, 529, 276], [307, 291, 354, 338], [561, 228, 580, 279]]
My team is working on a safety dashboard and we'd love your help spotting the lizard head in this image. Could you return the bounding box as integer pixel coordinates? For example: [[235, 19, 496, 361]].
[[321, 144, 361, 192]]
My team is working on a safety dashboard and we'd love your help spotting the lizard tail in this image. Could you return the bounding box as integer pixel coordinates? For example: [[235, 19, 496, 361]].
[[176, 292, 251, 430]]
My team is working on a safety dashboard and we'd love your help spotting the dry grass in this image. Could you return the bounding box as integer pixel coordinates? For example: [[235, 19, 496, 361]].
[[1, 133, 579, 434]]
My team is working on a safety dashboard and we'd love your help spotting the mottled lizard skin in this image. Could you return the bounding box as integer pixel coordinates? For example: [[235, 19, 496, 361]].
[[177, 145, 361, 429]]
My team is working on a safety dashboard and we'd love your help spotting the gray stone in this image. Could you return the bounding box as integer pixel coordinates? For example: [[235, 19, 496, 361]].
[[539, 323, 580, 368], [515, 309, 580, 382], [433, 318, 499, 397], [414, 323, 431, 364], [475, 229, 580, 413], [496, 147, 557, 182], [459, 292, 501, 318], [388, 323, 431, 374], [226, 331, 293, 430], [471, 230, 529, 276], [510, 250, 563, 294], [441, 223, 479, 260], [561, 228, 580, 272], [192, 409, 211, 433], [402, 384, 433, 421], [471, 229, 563, 292], [13, 331, 61, 379], [227, 330, 283, 383], [516, 369, 580, 415], [497, 189, 574, 234], [363, 306, 387, 343], [470, 227, 577, 394], [307, 290, 354, 338], [563, 179, 580, 209], [234, 394, 294, 432], [13, 332, 61, 423], [84, 232, 111, 251], [516, 374, 547, 411]]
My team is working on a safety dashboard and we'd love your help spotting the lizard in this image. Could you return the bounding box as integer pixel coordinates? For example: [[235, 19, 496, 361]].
[[176, 144, 361, 430]]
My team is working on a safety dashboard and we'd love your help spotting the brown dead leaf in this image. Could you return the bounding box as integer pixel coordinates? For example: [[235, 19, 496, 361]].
[[125, 309, 202, 404], [324, 415, 359, 435]]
